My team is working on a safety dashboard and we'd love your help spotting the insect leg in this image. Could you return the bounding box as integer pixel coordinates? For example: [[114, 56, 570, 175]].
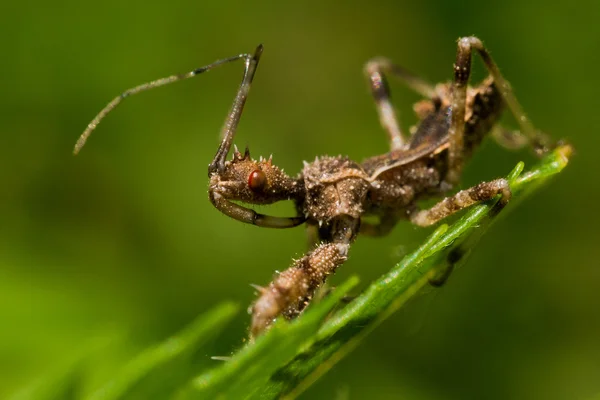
[[445, 39, 473, 184], [427, 184, 511, 286], [491, 125, 530, 150], [409, 178, 511, 227], [364, 58, 436, 150], [428, 256, 457, 287], [208, 190, 304, 228], [457, 36, 555, 155]]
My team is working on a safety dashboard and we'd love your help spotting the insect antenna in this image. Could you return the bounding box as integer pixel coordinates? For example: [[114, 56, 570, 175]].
[[208, 45, 262, 174], [73, 45, 263, 155]]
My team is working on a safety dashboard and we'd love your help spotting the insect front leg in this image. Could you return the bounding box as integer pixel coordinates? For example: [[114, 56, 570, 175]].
[[208, 189, 305, 228], [364, 58, 436, 150]]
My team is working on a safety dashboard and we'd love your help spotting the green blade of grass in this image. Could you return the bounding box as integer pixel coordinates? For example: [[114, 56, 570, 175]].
[[86, 302, 239, 400], [175, 276, 360, 400], [8, 363, 83, 400], [262, 145, 572, 398], [18, 146, 570, 400]]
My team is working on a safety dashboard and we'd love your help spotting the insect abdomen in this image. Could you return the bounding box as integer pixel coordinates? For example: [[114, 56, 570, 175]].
[[250, 242, 348, 338]]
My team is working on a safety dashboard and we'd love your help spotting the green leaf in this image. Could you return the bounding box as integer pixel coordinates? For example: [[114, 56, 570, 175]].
[[175, 276, 360, 400], [86, 302, 238, 400], [263, 145, 573, 399], [174, 145, 571, 399], [8, 364, 83, 400]]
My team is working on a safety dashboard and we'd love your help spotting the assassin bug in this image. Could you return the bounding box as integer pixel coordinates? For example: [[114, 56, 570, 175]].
[[75, 37, 559, 338]]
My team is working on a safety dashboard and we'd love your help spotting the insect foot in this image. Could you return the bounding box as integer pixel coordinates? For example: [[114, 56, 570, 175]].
[[250, 242, 349, 339]]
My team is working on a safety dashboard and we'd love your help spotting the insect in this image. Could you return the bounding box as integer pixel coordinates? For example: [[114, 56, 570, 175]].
[[75, 37, 558, 339]]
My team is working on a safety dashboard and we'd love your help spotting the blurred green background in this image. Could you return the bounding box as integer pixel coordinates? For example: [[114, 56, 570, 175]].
[[1, 0, 599, 398]]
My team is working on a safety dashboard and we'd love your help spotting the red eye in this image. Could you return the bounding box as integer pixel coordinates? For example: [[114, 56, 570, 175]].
[[248, 169, 267, 192]]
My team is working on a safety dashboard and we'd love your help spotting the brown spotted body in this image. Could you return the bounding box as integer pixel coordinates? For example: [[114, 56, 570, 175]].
[[74, 37, 559, 339]]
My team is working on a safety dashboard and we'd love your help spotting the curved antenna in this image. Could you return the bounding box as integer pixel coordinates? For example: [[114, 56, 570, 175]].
[[74, 45, 263, 155]]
